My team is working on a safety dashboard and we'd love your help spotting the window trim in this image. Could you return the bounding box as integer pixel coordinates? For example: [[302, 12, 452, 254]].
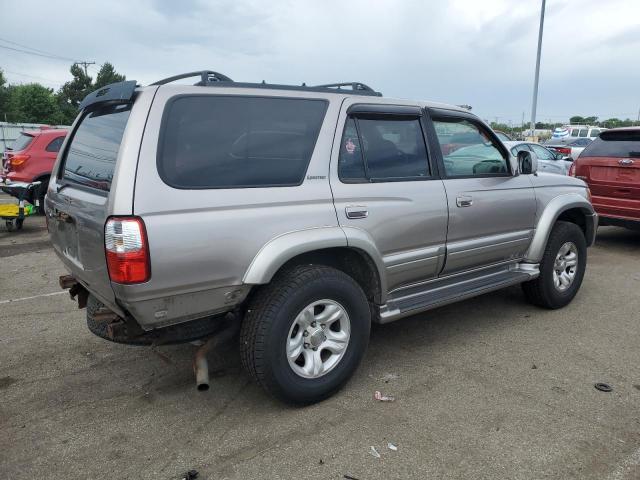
[[425, 108, 512, 180], [337, 108, 435, 184], [156, 94, 329, 190]]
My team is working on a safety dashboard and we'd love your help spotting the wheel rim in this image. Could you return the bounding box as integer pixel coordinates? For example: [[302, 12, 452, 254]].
[[553, 241, 579, 292], [286, 299, 351, 379]]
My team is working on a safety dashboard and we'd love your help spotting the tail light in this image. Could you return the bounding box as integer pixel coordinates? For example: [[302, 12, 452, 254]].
[[555, 147, 571, 155], [105, 217, 150, 284], [568, 162, 576, 176], [9, 154, 30, 169]]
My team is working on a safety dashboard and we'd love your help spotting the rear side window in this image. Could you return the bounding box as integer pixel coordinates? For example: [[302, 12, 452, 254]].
[[578, 129, 588, 137], [11, 133, 34, 151], [158, 96, 327, 188], [46, 136, 65, 152], [62, 104, 131, 191], [580, 130, 640, 157], [338, 116, 430, 182]]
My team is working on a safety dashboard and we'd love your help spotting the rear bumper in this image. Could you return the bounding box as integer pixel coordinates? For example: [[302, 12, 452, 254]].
[[592, 195, 640, 222], [598, 216, 640, 231]]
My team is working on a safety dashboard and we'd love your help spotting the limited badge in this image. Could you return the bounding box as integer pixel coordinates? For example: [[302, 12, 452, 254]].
[[345, 138, 356, 154]]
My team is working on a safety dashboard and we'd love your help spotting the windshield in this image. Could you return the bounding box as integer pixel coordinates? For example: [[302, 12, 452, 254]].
[[10, 133, 34, 151]]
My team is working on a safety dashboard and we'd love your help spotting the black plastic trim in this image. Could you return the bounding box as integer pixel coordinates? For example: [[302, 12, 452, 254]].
[[79, 80, 137, 110], [347, 104, 422, 117]]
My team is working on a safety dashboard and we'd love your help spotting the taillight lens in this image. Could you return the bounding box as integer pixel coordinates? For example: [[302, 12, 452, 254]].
[[556, 147, 571, 155], [568, 162, 576, 176], [105, 217, 150, 284], [9, 154, 30, 169]]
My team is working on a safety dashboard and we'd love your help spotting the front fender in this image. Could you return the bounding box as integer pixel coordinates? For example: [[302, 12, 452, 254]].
[[243, 227, 349, 284], [525, 193, 597, 263]]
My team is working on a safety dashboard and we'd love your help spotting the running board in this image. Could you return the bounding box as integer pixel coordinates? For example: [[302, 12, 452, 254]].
[[377, 263, 539, 324]]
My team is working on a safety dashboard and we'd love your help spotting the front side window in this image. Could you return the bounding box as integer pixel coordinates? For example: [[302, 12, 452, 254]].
[[432, 117, 508, 177], [158, 96, 327, 188], [338, 116, 430, 182]]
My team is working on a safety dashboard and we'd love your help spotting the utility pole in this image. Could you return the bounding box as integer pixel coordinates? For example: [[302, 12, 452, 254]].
[[75, 61, 95, 76], [530, 0, 546, 135]]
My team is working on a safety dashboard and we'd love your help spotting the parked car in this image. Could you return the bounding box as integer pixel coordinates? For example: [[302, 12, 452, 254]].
[[550, 125, 604, 143], [571, 128, 640, 230], [503, 141, 572, 175], [46, 72, 597, 404], [545, 137, 593, 160], [494, 130, 512, 142], [1, 127, 68, 209]]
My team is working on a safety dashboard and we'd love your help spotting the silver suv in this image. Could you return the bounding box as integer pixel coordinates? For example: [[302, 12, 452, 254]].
[[46, 71, 597, 404]]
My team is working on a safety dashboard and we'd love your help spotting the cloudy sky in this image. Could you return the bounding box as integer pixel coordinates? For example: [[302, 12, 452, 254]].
[[2, 0, 639, 124]]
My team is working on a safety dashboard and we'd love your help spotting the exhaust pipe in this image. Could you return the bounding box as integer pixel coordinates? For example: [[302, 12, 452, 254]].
[[192, 315, 241, 392]]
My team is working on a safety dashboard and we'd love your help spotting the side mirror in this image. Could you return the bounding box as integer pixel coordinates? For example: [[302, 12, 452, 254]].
[[517, 150, 538, 175]]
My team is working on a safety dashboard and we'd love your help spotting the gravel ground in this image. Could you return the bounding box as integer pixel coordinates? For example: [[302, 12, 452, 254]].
[[1, 208, 639, 480]]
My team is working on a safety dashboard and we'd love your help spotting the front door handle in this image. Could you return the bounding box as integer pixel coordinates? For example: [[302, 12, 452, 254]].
[[345, 205, 368, 219], [456, 196, 473, 208]]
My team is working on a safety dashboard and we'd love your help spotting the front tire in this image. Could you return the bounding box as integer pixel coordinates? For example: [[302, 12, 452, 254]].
[[522, 221, 587, 309], [239, 265, 371, 404]]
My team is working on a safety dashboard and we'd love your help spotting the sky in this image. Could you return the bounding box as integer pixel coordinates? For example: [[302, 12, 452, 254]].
[[2, 0, 639, 125]]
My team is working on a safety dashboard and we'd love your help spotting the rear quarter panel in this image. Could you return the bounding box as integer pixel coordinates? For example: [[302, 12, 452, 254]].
[[126, 86, 341, 327]]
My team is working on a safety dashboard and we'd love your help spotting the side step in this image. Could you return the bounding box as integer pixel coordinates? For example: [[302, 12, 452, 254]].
[[378, 263, 539, 324]]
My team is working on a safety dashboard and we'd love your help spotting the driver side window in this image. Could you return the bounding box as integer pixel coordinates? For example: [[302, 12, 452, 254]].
[[432, 117, 509, 177]]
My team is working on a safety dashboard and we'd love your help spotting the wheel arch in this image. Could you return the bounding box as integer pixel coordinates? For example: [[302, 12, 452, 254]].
[[525, 193, 597, 263], [243, 227, 386, 304]]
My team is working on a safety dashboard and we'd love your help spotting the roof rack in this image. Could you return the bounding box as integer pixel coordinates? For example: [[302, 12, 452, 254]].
[[150, 71, 382, 96], [151, 70, 234, 86], [313, 82, 378, 93]]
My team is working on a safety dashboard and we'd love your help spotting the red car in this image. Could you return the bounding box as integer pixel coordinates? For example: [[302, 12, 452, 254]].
[[1, 127, 67, 209], [571, 127, 640, 230]]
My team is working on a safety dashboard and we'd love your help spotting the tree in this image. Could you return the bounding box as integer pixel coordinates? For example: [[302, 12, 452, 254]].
[[6, 83, 64, 124], [569, 116, 585, 124], [56, 63, 93, 124], [0, 68, 9, 120], [94, 62, 126, 89]]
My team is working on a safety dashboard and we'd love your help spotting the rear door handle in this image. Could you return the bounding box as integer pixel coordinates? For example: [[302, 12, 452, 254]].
[[345, 206, 368, 219], [456, 196, 473, 207]]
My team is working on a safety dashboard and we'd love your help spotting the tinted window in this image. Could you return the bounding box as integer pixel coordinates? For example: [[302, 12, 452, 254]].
[[46, 136, 65, 152], [158, 96, 327, 188], [570, 129, 579, 137], [580, 130, 640, 157], [589, 129, 601, 137], [578, 129, 588, 137], [11, 133, 34, 151], [529, 144, 555, 160], [62, 104, 131, 191], [433, 118, 508, 176], [338, 118, 366, 181]]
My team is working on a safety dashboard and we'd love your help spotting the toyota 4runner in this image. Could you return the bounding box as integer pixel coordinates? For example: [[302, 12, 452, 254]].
[[46, 71, 597, 404]]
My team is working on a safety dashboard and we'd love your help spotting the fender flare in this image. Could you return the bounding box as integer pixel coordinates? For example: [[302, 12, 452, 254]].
[[525, 193, 596, 263], [242, 226, 388, 302]]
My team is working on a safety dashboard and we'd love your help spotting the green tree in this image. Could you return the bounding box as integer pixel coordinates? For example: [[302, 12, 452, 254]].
[[569, 116, 585, 124], [94, 62, 126, 89], [0, 68, 9, 120], [6, 83, 64, 124], [56, 63, 93, 124]]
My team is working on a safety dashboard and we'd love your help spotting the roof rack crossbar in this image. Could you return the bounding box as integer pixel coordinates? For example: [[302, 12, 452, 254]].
[[313, 82, 376, 92], [151, 70, 233, 86]]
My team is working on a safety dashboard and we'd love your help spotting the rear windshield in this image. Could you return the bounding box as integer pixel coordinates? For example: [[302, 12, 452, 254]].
[[580, 131, 640, 158], [158, 96, 328, 188], [11, 133, 34, 151], [62, 104, 131, 191]]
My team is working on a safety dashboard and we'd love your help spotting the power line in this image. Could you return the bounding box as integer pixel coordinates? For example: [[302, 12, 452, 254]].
[[1, 68, 63, 87], [0, 44, 78, 62], [0, 36, 78, 62]]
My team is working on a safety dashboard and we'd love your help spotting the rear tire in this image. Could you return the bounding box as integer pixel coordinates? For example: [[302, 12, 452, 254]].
[[522, 221, 587, 309], [239, 265, 371, 404]]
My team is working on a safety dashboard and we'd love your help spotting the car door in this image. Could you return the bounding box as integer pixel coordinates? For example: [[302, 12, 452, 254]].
[[330, 101, 448, 292], [426, 109, 537, 275], [529, 143, 565, 175]]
